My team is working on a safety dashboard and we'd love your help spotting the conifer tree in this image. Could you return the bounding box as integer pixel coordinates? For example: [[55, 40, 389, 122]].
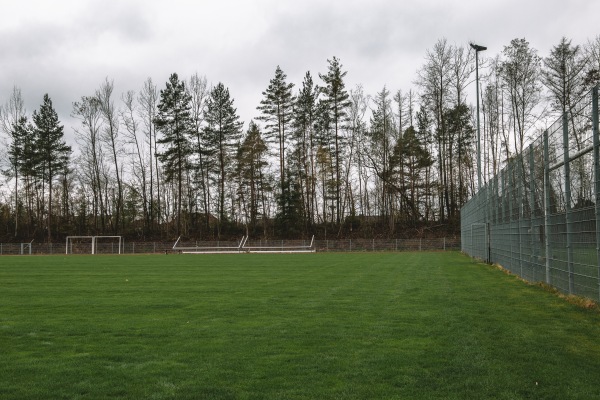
[[236, 121, 269, 235], [32, 94, 71, 242], [319, 57, 351, 224], [154, 73, 193, 236], [257, 66, 295, 201], [203, 82, 243, 236], [293, 71, 318, 227]]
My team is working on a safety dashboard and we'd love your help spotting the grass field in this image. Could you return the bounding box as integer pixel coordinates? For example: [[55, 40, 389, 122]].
[[1, 252, 600, 399]]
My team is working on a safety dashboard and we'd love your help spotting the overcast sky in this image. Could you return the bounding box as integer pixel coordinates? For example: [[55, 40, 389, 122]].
[[1, 0, 599, 143]]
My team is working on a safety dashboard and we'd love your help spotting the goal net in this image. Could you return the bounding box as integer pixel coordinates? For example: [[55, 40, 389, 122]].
[[66, 236, 122, 255]]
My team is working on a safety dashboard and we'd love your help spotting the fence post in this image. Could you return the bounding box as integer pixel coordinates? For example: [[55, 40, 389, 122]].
[[518, 156, 524, 277], [529, 145, 536, 281], [508, 163, 514, 271], [543, 130, 552, 285], [592, 85, 600, 302], [562, 112, 575, 295]]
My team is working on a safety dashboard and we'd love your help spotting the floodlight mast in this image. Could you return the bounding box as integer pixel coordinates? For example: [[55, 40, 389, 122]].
[[470, 42, 487, 192]]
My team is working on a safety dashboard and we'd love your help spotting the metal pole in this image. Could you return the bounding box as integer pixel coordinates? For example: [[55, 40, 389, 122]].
[[508, 163, 514, 270], [476, 50, 481, 192], [592, 85, 600, 302], [529, 145, 537, 281], [543, 130, 552, 284], [469, 43, 486, 192], [562, 113, 574, 294], [518, 156, 524, 278]]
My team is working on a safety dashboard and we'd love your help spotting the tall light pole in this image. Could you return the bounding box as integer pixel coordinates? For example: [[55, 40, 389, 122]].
[[470, 42, 486, 192]]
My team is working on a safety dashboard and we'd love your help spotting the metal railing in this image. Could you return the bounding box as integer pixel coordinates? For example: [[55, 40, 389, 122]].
[[462, 86, 600, 301], [0, 237, 460, 256]]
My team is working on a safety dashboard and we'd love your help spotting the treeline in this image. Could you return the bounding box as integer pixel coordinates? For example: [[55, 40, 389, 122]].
[[1, 36, 599, 242]]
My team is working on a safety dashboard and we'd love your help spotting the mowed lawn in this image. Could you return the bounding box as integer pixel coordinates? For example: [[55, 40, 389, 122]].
[[1, 252, 600, 399]]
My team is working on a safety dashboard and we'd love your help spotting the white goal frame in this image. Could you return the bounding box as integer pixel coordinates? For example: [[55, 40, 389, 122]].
[[66, 236, 122, 255]]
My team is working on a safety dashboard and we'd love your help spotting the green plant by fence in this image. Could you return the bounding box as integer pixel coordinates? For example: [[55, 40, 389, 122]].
[[461, 86, 600, 301]]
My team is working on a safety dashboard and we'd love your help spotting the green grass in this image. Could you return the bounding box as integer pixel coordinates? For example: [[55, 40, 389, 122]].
[[1, 252, 600, 399]]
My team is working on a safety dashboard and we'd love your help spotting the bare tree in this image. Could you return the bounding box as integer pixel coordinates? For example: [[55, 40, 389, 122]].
[[188, 73, 210, 231], [72, 96, 107, 231], [121, 90, 150, 234], [0, 87, 26, 236], [416, 38, 454, 221], [498, 38, 542, 155], [96, 78, 124, 232], [138, 78, 159, 232]]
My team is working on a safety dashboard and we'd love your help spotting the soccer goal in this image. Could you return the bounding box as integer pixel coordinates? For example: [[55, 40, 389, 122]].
[[66, 236, 122, 255]]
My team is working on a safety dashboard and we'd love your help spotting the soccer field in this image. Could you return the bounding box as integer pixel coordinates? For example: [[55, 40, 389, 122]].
[[1, 252, 600, 399]]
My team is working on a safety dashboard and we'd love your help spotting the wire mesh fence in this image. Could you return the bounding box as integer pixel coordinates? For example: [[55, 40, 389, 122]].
[[0, 237, 460, 256], [461, 86, 600, 301]]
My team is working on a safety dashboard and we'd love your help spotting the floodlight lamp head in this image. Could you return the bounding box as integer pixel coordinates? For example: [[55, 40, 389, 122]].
[[470, 43, 487, 52]]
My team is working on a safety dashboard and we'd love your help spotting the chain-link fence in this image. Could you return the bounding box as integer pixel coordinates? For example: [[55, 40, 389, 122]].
[[462, 86, 600, 301], [0, 237, 460, 256]]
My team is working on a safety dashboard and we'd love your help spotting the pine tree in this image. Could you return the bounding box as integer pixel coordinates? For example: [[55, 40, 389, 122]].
[[292, 71, 318, 227], [203, 82, 243, 236], [257, 66, 295, 201], [543, 37, 586, 116], [236, 121, 269, 235], [390, 126, 433, 223], [32, 94, 71, 242], [319, 57, 351, 224], [154, 73, 193, 236], [368, 86, 395, 229]]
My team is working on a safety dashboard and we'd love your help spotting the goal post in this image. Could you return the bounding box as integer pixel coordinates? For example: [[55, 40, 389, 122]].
[[66, 236, 122, 255]]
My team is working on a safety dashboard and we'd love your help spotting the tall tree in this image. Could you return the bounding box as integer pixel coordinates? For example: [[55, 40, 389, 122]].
[[257, 66, 295, 201], [138, 78, 159, 231], [32, 94, 71, 242], [417, 39, 454, 221], [0, 87, 27, 237], [499, 38, 542, 155], [543, 37, 586, 117], [319, 56, 352, 224], [72, 96, 107, 232], [582, 35, 600, 91], [203, 82, 243, 236], [121, 90, 150, 235], [543, 38, 589, 204], [236, 121, 269, 236], [347, 84, 369, 220], [154, 73, 193, 236], [96, 79, 123, 233], [389, 125, 433, 222], [368, 86, 396, 230], [188, 73, 211, 231], [444, 103, 474, 212], [292, 71, 318, 228]]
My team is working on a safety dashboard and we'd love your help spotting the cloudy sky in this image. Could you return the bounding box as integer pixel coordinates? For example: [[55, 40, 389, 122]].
[[1, 0, 599, 143]]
